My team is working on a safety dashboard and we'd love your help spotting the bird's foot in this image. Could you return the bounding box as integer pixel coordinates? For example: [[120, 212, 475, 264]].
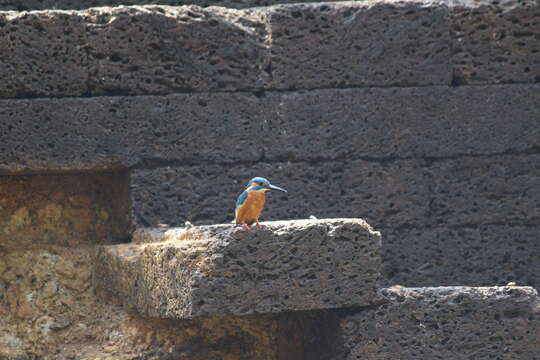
[[255, 221, 263, 229], [242, 223, 252, 231]]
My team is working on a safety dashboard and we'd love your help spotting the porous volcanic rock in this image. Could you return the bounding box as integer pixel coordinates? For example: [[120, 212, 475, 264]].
[[264, 1, 451, 89], [94, 219, 382, 318], [338, 286, 540, 359], [382, 224, 540, 289], [85, 6, 268, 95], [450, 0, 540, 85], [0, 10, 88, 98]]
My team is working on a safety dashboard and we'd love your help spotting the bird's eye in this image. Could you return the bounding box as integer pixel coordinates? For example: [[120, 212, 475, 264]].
[[263, 183, 269, 187]]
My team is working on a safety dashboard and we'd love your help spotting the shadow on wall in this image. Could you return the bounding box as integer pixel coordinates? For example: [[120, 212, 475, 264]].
[[0, 168, 132, 250]]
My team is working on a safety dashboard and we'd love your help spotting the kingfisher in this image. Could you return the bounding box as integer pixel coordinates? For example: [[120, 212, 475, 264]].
[[234, 177, 287, 230]]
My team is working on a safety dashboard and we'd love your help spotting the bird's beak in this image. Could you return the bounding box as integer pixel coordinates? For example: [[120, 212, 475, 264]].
[[268, 184, 287, 192]]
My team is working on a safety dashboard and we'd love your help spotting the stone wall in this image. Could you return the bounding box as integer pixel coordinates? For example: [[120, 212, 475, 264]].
[[1, 0, 539, 358], [1, 0, 539, 288]]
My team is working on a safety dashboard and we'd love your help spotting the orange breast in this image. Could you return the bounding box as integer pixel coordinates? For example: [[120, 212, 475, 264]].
[[235, 190, 266, 225]]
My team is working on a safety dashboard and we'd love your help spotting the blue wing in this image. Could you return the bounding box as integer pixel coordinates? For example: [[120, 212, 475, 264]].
[[236, 190, 248, 208]]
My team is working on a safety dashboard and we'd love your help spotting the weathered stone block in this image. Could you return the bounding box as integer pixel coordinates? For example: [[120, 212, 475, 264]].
[[130, 159, 429, 228], [85, 6, 267, 95], [382, 224, 540, 289], [0, 92, 264, 172], [450, 0, 540, 85], [263, 85, 540, 161], [0, 170, 130, 249], [0, 11, 88, 98], [338, 286, 540, 359], [264, 1, 451, 89], [94, 219, 382, 318], [428, 154, 540, 226]]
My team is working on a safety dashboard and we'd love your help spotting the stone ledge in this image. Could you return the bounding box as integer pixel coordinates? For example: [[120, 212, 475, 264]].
[[94, 218, 382, 318], [338, 286, 540, 359]]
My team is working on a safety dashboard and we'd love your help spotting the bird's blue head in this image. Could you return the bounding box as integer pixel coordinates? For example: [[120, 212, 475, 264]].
[[248, 177, 287, 192]]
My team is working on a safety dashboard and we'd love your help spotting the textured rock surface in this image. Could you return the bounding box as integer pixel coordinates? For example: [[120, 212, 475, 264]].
[[1, 1, 539, 98], [130, 159, 430, 228], [428, 154, 540, 226], [0, 170, 131, 249], [0, 0, 326, 11], [382, 224, 540, 288], [450, 0, 540, 85], [85, 6, 268, 95], [0, 11, 88, 98], [94, 219, 382, 318], [0, 246, 314, 359], [265, 1, 451, 89], [2, 84, 537, 172], [262, 85, 540, 161], [0, 93, 264, 172], [338, 286, 540, 359]]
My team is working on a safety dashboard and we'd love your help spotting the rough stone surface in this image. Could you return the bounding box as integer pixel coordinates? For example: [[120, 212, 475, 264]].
[[2, 1, 539, 98], [2, 85, 537, 172], [382, 224, 540, 289], [0, 11, 88, 98], [0, 170, 131, 249], [0, 0, 326, 11], [0, 93, 264, 172], [265, 1, 451, 89], [85, 6, 268, 95], [94, 219, 382, 318], [428, 154, 540, 226], [262, 85, 540, 161], [1, 246, 317, 360], [338, 286, 540, 360], [130, 160, 430, 228], [450, 0, 540, 85]]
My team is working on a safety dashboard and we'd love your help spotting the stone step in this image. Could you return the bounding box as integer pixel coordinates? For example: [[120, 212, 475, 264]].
[[337, 286, 540, 359], [93, 218, 382, 318], [1, 0, 538, 98]]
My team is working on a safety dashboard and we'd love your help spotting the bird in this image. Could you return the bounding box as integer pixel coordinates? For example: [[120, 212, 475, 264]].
[[234, 177, 287, 230]]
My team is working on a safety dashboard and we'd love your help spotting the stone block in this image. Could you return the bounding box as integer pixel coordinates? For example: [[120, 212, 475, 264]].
[[382, 224, 540, 289], [94, 219, 382, 318], [428, 154, 540, 226], [265, 1, 451, 89], [450, 0, 540, 85], [0, 93, 264, 172], [130, 159, 429, 228], [0, 11, 88, 98], [262, 85, 540, 161], [0, 170, 130, 249], [338, 286, 540, 359], [85, 6, 267, 95]]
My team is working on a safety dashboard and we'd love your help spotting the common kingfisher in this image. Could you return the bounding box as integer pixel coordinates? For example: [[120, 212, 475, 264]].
[[234, 177, 287, 230]]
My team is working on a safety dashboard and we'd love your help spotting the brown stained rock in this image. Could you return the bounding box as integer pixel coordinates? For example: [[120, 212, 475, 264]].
[[94, 219, 382, 318], [0, 247, 292, 360], [0, 10, 89, 98], [450, 0, 540, 85], [338, 286, 540, 360], [0, 170, 131, 249], [85, 6, 268, 95], [264, 1, 452, 89]]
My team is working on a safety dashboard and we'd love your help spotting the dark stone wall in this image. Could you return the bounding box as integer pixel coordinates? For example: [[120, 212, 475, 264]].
[[1, 0, 539, 290]]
